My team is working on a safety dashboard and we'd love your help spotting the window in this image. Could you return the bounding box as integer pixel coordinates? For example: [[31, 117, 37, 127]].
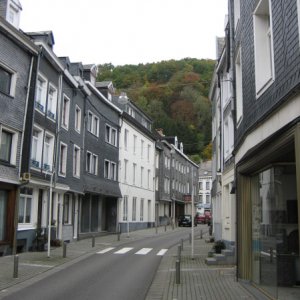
[[140, 198, 144, 221], [47, 84, 57, 120], [141, 140, 144, 158], [124, 129, 129, 150], [123, 196, 128, 221], [7, 3, 21, 28], [0, 64, 16, 96], [199, 182, 203, 190], [253, 0, 274, 95], [104, 160, 117, 180], [43, 133, 54, 171], [86, 151, 98, 175], [147, 170, 151, 189], [63, 194, 72, 224], [111, 162, 116, 180], [124, 159, 128, 182], [73, 145, 80, 177], [132, 197, 137, 221], [105, 124, 117, 146], [206, 181, 210, 190], [59, 143, 67, 176], [133, 163, 137, 185], [35, 74, 47, 113], [133, 135, 137, 154], [141, 167, 144, 187], [87, 111, 99, 136], [147, 145, 151, 161], [0, 129, 16, 164], [234, 0, 240, 30], [235, 47, 243, 125], [31, 126, 43, 168], [75, 105, 81, 133], [19, 188, 32, 224], [61, 95, 70, 128]]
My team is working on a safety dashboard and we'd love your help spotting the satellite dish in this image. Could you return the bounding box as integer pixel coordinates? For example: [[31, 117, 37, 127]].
[[118, 92, 129, 104]]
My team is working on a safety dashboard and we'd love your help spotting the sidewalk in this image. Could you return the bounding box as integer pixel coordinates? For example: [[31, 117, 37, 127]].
[[0, 226, 263, 300], [145, 231, 263, 300]]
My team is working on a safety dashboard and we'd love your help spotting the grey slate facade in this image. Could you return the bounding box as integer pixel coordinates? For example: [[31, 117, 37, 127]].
[[0, 13, 38, 255]]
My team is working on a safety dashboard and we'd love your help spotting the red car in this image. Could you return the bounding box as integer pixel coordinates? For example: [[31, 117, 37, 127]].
[[195, 213, 206, 224]]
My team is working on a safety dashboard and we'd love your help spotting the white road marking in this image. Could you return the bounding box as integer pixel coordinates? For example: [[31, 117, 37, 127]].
[[135, 248, 153, 255], [114, 247, 133, 254], [96, 247, 115, 254], [157, 249, 168, 256]]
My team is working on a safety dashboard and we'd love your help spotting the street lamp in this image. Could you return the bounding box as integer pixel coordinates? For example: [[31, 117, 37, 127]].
[[47, 171, 55, 258], [191, 167, 195, 259]]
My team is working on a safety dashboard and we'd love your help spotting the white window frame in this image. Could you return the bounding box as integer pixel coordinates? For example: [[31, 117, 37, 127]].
[[123, 196, 128, 221], [124, 129, 129, 150], [35, 73, 47, 114], [141, 166, 144, 187], [18, 188, 33, 225], [0, 125, 18, 165], [132, 197, 137, 221], [63, 194, 72, 225], [74, 105, 81, 133], [47, 83, 57, 121], [31, 125, 43, 169], [0, 62, 17, 97], [58, 142, 67, 177], [6, 1, 21, 28], [235, 46, 243, 126], [61, 94, 70, 130], [73, 145, 81, 178], [87, 110, 99, 137], [141, 139, 144, 158], [86, 151, 98, 175], [124, 159, 128, 183], [253, 0, 275, 97], [133, 163, 137, 185], [105, 124, 117, 146], [234, 0, 240, 31], [43, 131, 55, 172], [133, 135, 137, 154], [140, 198, 144, 221]]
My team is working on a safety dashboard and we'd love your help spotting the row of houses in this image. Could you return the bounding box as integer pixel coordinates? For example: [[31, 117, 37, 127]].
[[211, 0, 300, 298], [0, 0, 199, 256]]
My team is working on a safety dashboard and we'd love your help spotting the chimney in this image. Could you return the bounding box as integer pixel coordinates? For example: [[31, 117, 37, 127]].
[[156, 128, 165, 137]]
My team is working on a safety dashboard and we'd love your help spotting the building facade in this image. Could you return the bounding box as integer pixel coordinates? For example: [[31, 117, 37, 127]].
[[230, 0, 300, 298]]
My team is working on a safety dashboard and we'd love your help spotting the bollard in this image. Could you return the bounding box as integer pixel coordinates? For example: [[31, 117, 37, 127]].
[[63, 242, 67, 258], [177, 244, 181, 261], [118, 224, 121, 241], [92, 235, 95, 247], [200, 229, 203, 239], [189, 233, 191, 244], [156, 226, 158, 234], [13, 254, 18, 278], [270, 248, 273, 263], [172, 222, 175, 230], [164, 225, 167, 232], [181, 238, 184, 251], [176, 260, 180, 284]]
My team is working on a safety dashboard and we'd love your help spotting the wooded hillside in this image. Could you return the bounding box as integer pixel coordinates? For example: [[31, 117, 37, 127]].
[[97, 58, 215, 163]]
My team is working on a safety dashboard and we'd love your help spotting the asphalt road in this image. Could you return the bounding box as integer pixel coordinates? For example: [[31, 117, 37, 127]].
[[2, 227, 195, 300]]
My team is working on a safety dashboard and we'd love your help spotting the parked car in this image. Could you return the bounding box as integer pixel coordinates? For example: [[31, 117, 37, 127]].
[[204, 210, 212, 225], [178, 215, 192, 227], [195, 212, 206, 224]]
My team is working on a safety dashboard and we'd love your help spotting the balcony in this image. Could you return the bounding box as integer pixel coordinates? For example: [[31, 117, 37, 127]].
[[35, 101, 44, 112], [31, 159, 39, 168]]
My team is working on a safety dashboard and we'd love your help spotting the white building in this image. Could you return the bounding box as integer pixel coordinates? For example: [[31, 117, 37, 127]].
[[116, 99, 156, 232], [198, 160, 212, 208]]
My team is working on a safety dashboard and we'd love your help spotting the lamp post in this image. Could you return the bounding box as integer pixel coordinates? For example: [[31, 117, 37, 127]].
[[47, 171, 55, 258], [191, 167, 194, 259]]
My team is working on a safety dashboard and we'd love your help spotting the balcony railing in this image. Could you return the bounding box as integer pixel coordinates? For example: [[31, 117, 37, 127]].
[[47, 110, 55, 120], [35, 101, 44, 112], [31, 159, 39, 168]]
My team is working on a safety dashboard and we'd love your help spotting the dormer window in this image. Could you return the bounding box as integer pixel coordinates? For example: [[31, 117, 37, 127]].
[[6, 1, 22, 29]]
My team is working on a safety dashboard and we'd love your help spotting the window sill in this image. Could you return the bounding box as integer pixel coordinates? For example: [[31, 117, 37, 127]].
[[0, 90, 14, 98]]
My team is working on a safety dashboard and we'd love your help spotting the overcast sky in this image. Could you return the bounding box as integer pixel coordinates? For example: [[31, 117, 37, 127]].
[[20, 0, 227, 66]]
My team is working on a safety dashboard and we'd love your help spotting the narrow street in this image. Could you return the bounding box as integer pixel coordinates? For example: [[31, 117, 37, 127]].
[[1, 228, 196, 300]]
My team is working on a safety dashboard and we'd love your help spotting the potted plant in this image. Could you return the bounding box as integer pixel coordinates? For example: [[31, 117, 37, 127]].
[[213, 240, 226, 254]]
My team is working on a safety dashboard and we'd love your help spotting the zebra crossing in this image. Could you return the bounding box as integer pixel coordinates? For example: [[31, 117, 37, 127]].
[[96, 247, 168, 256]]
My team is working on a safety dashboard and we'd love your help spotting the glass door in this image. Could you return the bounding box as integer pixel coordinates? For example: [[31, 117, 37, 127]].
[[252, 165, 299, 299]]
